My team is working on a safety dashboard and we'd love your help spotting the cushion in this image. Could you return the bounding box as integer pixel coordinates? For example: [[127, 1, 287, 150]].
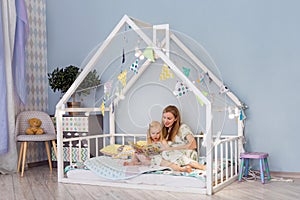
[[136, 140, 147, 146], [100, 144, 122, 156], [113, 145, 134, 159]]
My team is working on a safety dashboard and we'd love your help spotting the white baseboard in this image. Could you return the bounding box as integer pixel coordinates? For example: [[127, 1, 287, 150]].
[[271, 171, 300, 179]]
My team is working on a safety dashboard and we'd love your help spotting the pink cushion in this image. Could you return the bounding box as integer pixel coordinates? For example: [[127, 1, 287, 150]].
[[240, 152, 268, 159]]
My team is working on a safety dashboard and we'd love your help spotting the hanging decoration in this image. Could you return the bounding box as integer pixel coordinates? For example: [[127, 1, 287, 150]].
[[227, 106, 240, 119], [121, 26, 127, 72], [173, 81, 190, 98], [115, 83, 125, 99], [129, 59, 139, 74], [143, 47, 155, 62], [101, 101, 105, 116], [206, 72, 213, 83], [104, 81, 112, 98], [197, 72, 205, 83], [182, 67, 190, 77], [134, 47, 145, 60], [160, 64, 174, 80], [118, 70, 127, 87], [122, 49, 125, 64], [195, 91, 209, 106]]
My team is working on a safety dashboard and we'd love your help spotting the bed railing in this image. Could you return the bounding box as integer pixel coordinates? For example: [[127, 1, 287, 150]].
[[58, 133, 243, 194], [211, 136, 243, 193]]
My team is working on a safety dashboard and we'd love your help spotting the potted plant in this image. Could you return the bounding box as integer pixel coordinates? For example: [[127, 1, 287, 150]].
[[48, 65, 101, 114]]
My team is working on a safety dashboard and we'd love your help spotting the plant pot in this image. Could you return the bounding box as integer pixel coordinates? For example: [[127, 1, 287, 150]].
[[67, 102, 81, 116]]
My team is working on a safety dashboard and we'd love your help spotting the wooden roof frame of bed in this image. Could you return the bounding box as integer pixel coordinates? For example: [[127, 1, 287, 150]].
[[55, 15, 245, 195]]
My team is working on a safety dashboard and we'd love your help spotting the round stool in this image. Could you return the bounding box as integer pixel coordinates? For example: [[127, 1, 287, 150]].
[[238, 152, 271, 184]]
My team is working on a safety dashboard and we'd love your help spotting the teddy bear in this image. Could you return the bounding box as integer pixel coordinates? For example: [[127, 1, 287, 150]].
[[25, 118, 44, 135]]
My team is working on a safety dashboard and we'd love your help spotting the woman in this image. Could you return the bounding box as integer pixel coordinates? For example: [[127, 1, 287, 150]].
[[152, 105, 205, 172]]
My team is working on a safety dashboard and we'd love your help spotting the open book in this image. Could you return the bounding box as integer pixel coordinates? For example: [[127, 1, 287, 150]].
[[128, 142, 161, 157]]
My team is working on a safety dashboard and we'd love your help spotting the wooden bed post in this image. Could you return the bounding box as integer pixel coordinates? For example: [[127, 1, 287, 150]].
[[55, 108, 65, 182], [205, 104, 213, 195]]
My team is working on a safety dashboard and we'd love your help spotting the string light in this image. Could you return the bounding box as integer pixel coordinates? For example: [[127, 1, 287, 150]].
[[134, 47, 145, 60]]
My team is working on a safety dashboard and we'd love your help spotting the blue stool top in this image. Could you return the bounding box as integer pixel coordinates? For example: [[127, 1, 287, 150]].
[[240, 152, 269, 159]]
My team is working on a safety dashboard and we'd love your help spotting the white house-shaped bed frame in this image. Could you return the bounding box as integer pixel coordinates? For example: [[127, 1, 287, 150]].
[[55, 15, 245, 195]]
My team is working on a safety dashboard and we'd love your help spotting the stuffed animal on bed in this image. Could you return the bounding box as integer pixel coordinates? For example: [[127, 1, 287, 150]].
[[25, 118, 44, 135]]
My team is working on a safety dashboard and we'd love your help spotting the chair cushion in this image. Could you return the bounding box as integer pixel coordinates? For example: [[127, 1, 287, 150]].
[[17, 133, 56, 142]]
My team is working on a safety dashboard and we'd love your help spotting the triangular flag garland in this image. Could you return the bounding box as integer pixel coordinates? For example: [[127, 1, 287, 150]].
[[206, 72, 213, 83], [118, 70, 127, 87], [101, 101, 105, 116], [195, 91, 209, 106], [182, 67, 190, 77], [196, 95, 204, 106], [129, 59, 139, 74], [104, 81, 112, 98], [160, 64, 174, 80], [114, 85, 125, 107], [173, 81, 190, 98], [143, 47, 155, 62], [197, 72, 205, 83], [122, 48, 125, 64]]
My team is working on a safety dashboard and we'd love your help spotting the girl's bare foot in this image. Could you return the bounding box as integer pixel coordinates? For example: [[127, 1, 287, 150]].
[[188, 162, 206, 170], [180, 165, 192, 173], [123, 161, 141, 166]]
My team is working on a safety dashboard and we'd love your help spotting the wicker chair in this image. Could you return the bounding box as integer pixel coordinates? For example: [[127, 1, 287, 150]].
[[15, 111, 57, 177]]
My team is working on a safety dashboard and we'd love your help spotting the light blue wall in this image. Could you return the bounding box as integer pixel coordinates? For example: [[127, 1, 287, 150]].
[[46, 0, 300, 172]]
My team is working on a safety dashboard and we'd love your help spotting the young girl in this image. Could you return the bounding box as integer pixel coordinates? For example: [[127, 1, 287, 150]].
[[124, 121, 195, 173], [123, 121, 166, 166]]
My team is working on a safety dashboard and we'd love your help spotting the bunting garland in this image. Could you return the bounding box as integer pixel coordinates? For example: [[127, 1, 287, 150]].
[[129, 59, 139, 74], [101, 101, 105, 116], [182, 67, 190, 77], [143, 47, 155, 62], [160, 64, 174, 80], [118, 70, 127, 87], [173, 81, 190, 98], [196, 91, 208, 106]]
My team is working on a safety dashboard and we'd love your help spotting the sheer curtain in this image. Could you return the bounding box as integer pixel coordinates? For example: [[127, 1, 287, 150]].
[[1, 0, 49, 173], [0, 0, 29, 174], [0, 0, 18, 173]]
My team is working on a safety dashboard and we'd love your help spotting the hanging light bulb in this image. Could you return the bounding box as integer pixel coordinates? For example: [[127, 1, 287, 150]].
[[228, 107, 235, 119], [134, 51, 140, 57], [135, 47, 142, 57], [228, 106, 240, 119], [139, 54, 145, 60], [228, 113, 235, 119]]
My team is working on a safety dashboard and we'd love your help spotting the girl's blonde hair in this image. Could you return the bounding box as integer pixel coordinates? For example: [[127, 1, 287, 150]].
[[147, 121, 162, 144], [162, 105, 181, 142]]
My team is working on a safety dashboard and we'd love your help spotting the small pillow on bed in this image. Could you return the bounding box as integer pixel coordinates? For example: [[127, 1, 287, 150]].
[[100, 144, 135, 159], [136, 140, 147, 146], [100, 144, 122, 156], [113, 145, 134, 159]]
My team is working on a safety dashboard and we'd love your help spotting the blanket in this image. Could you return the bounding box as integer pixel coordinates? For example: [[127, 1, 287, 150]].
[[84, 156, 172, 180]]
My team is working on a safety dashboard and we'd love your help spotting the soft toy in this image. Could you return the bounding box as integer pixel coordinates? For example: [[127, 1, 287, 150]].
[[25, 118, 44, 135]]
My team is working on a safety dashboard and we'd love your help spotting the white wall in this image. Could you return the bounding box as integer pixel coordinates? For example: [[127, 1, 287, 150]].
[[46, 0, 300, 172]]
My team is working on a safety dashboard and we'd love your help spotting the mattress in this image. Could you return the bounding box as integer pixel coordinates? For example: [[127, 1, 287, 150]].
[[66, 169, 206, 188]]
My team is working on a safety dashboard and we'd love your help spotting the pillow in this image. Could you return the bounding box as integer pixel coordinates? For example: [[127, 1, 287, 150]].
[[113, 145, 134, 159], [136, 140, 147, 146], [100, 144, 122, 156]]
